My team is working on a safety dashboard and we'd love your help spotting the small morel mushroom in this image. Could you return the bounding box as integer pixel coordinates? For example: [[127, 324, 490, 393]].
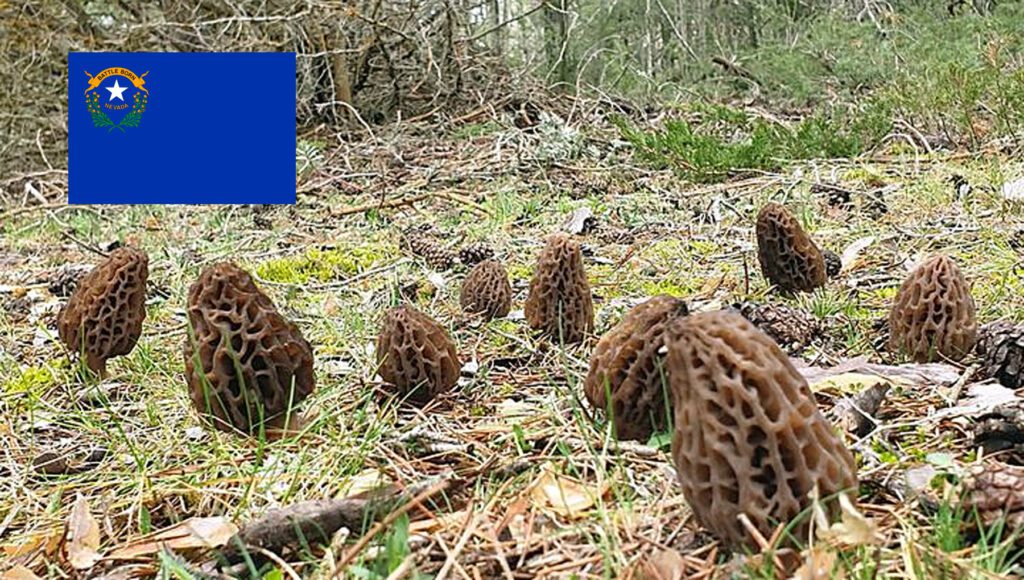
[[184, 263, 315, 435], [57, 246, 149, 376], [460, 259, 512, 320], [524, 234, 594, 343], [977, 321, 1024, 389], [756, 203, 827, 293], [667, 310, 858, 550], [584, 295, 689, 442], [888, 254, 977, 363], [376, 305, 460, 404]]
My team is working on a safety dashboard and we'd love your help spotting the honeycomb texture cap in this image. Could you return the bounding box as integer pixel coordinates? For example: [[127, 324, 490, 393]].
[[524, 234, 594, 343], [376, 305, 460, 404], [460, 259, 512, 320], [57, 246, 149, 376], [888, 254, 976, 363], [756, 203, 827, 293], [584, 295, 689, 441], [183, 262, 315, 435], [667, 310, 857, 550]]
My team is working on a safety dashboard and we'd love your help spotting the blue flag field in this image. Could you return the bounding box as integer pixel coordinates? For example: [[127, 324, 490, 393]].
[[68, 52, 296, 204]]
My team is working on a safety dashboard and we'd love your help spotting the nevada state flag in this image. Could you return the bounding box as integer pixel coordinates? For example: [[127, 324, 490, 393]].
[[68, 53, 296, 204]]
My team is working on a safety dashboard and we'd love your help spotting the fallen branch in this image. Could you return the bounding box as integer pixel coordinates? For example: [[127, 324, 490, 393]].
[[216, 475, 455, 566]]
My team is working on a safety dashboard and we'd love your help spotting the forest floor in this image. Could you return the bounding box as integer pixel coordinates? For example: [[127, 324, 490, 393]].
[[3, 94, 1024, 578]]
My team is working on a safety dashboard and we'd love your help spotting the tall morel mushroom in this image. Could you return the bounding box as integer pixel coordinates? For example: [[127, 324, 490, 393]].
[[57, 246, 149, 376], [184, 262, 315, 435], [460, 259, 512, 320], [376, 305, 460, 404], [524, 234, 594, 343], [667, 310, 857, 550], [584, 295, 689, 442], [756, 203, 827, 293], [888, 254, 976, 363]]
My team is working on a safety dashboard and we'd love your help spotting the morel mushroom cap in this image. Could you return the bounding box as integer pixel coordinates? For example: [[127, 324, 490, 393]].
[[183, 262, 315, 435], [376, 305, 460, 404], [57, 246, 149, 376], [524, 234, 594, 343], [888, 254, 977, 363], [667, 310, 857, 550], [460, 259, 512, 320], [756, 203, 827, 293], [584, 295, 689, 442]]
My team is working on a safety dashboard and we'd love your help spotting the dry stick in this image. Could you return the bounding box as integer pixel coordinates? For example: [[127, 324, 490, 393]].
[[0, 202, 66, 222], [332, 478, 452, 574], [435, 506, 480, 580], [332, 193, 431, 217]]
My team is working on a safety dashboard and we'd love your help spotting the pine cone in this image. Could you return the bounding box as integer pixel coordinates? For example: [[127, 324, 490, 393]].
[[823, 249, 842, 278], [961, 462, 1024, 533], [402, 229, 456, 270], [978, 321, 1024, 389], [735, 302, 821, 353], [458, 242, 495, 266]]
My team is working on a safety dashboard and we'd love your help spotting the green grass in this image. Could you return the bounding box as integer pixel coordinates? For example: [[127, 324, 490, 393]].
[[612, 103, 892, 182]]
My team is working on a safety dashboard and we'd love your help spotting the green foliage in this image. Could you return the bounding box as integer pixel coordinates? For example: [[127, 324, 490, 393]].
[[613, 104, 891, 182], [3, 361, 64, 395]]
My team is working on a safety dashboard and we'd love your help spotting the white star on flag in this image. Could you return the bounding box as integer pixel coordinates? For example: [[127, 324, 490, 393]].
[[106, 80, 128, 102]]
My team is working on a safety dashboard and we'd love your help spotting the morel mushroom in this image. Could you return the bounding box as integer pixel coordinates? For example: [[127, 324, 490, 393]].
[[376, 305, 460, 404], [57, 246, 149, 376], [756, 203, 827, 293], [524, 234, 594, 343], [584, 295, 689, 442], [667, 310, 857, 550], [184, 262, 315, 435], [460, 259, 512, 320], [888, 254, 976, 363]]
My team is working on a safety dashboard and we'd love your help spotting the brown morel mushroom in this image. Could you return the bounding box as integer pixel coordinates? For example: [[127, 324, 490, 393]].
[[376, 305, 460, 404], [756, 203, 827, 293], [888, 254, 976, 363], [584, 295, 689, 442], [524, 234, 594, 343], [57, 246, 149, 376], [667, 310, 857, 550], [183, 263, 315, 435], [460, 259, 512, 320]]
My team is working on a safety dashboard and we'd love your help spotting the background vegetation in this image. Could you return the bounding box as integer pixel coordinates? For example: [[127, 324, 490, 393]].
[[3, 0, 1024, 578]]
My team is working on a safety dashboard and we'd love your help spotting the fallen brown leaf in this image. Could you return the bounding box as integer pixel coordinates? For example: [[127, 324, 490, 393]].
[[0, 566, 42, 580], [108, 517, 238, 559], [65, 494, 102, 570]]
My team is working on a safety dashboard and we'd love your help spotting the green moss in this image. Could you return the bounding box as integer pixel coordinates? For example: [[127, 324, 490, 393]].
[[256, 245, 393, 284], [4, 361, 64, 395], [639, 279, 695, 298]]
